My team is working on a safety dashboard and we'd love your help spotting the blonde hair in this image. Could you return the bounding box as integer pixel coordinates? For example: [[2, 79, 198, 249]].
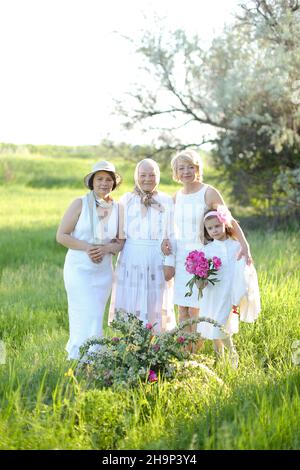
[[171, 150, 203, 183]]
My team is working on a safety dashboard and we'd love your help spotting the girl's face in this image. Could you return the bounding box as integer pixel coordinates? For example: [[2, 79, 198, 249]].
[[176, 159, 198, 183], [204, 216, 227, 241], [93, 171, 114, 198], [138, 163, 158, 192]]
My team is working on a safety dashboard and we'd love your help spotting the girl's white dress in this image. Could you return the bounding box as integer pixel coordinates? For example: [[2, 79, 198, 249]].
[[109, 191, 176, 332], [173, 184, 208, 307], [63, 195, 118, 359], [197, 238, 261, 339]]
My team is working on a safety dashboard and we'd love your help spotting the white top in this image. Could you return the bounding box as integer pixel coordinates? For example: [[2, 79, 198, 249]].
[[70, 194, 118, 245], [174, 184, 208, 245], [118, 191, 174, 241]]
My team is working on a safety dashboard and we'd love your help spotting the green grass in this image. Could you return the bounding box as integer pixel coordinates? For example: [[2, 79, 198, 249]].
[[0, 152, 300, 449]]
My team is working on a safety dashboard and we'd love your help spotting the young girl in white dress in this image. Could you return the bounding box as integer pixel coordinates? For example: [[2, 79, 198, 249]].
[[56, 161, 123, 360], [162, 150, 254, 351], [197, 206, 261, 366], [109, 159, 176, 332]]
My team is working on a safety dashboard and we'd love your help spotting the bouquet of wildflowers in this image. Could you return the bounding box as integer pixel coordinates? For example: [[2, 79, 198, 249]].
[[185, 250, 222, 300], [75, 311, 225, 389]]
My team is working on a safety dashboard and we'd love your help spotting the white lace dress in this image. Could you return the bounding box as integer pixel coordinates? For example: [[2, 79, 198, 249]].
[[197, 238, 261, 339], [109, 191, 176, 332], [63, 195, 118, 359], [173, 184, 208, 307]]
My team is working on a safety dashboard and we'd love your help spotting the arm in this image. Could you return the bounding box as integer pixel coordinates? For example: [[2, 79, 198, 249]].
[[56, 198, 104, 263], [93, 238, 125, 258], [161, 192, 177, 256], [205, 186, 252, 265], [56, 199, 90, 252]]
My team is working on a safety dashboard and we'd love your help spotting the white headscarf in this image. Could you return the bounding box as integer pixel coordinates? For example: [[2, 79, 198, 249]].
[[133, 159, 164, 213]]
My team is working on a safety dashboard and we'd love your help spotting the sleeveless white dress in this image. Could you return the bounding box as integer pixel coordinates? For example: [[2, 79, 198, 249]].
[[109, 191, 176, 332], [197, 238, 261, 339], [63, 195, 118, 359], [173, 184, 208, 307]]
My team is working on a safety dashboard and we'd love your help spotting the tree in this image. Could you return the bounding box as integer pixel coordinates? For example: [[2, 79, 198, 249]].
[[116, 1, 300, 215]]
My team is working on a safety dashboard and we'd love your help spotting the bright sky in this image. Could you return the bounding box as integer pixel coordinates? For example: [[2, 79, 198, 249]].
[[0, 0, 239, 146]]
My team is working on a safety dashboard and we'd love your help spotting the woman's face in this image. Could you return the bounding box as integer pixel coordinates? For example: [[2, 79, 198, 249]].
[[177, 159, 198, 183], [137, 163, 158, 192], [93, 171, 114, 198], [204, 216, 227, 241]]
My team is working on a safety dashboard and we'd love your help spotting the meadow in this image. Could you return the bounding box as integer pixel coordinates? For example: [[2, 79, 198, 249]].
[[0, 152, 299, 450]]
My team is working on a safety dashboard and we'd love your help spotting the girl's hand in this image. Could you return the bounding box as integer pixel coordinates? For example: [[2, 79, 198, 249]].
[[161, 239, 172, 256], [237, 244, 253, 265]]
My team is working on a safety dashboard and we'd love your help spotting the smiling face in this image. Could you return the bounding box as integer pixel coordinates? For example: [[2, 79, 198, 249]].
[[204, 216, 227, 241], [176, 158, 198, 184], [137, 162, 158, 192], [92, 171, 114, 198]]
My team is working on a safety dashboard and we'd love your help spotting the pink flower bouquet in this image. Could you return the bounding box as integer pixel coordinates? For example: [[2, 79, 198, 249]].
[[185, 250, 222, 299]]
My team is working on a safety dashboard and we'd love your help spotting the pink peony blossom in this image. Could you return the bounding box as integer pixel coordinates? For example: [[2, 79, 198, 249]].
[[185, 249, 223, 300], [212, 256, 222, 270], [148, 370, 158, 382], [146, 323, 153, 330]]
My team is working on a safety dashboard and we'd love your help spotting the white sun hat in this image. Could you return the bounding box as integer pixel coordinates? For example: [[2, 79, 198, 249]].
[[83, 160, 122, 189]]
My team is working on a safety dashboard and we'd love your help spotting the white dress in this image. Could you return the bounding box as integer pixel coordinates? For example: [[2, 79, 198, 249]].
[[197, 238, 261, 339], [173, 185, 208, 307], [63, 195, 118, 359], [109, 191, 176, 332]]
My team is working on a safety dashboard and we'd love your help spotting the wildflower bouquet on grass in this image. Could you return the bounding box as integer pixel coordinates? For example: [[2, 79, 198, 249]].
[[75, 311, 225, 389], [185, 250, 222, 300]]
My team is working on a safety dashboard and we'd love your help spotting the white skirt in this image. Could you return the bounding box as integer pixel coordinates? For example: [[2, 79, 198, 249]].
[[109, 239, 176, 332], [174, 241, 205, 308], [64, 250, 113, 359]]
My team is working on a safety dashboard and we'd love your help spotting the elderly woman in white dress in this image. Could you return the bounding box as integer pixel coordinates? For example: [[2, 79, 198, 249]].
[[56, 161, 123, 360], [109, 158, 176, 332], [162, 150, 253, 351]]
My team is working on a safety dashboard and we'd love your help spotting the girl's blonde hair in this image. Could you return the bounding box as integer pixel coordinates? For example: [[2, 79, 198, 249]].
[[171, 150, 203, 183]]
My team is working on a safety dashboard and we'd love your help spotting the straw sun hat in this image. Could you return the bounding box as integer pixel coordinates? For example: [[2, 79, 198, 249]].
[[83, 161, 122, 190]]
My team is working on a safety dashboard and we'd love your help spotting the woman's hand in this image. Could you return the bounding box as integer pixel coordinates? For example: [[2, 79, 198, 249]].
[[161, 239, 172, 256], [237, 244, 253, 265], [87, 245, 108, 263]]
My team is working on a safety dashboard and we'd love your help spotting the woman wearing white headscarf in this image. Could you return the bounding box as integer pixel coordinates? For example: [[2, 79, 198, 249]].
[[109, 158, 176, 332], [56, 161, 123, 360]]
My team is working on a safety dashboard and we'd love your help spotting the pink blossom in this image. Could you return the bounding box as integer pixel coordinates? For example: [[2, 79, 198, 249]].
[[177, 336, 185, 344], [148, 370, 158, 382], [146, 323, 153, 330], [212, 256, 222, 270], [111, 337, 120, 343]]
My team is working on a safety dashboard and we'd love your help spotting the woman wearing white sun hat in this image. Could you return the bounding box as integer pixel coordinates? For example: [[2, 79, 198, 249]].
[[56, 161, 123, 360]]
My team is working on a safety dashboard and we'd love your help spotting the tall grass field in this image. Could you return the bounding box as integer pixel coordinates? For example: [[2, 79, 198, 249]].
[[0, 152, 300, 450]]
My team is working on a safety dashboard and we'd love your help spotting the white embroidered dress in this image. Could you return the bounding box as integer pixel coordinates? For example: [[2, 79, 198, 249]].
[[197, 238, 261, 339], [63, 194, 118, 359], [173, 184, 208, 307], [109, 191, 176, 332]]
